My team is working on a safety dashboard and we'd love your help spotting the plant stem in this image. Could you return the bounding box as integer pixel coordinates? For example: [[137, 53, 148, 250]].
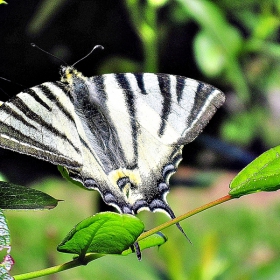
[[137, 194, 233, 241], [13, 254, 104, 280]]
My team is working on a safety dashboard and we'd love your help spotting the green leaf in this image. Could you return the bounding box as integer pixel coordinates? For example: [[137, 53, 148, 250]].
[[229, 146, 280, 198], [0, 0, 7, 4], [252, 15, 280, 40], [122, 232, 167, 256], [194, 30, 226, 77], [177, 0, 243, 54], [0, 209, 13, 280], [57, 212, 144, 257], [0, 181, 59, 209], [58, 166, 85, 189]]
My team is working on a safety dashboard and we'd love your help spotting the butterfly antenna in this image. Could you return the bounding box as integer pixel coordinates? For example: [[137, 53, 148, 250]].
[[0, 77, 26, 99], [31, 43, 68, 66], [0, 77, 26, 89], [72, 45, 104, 67]]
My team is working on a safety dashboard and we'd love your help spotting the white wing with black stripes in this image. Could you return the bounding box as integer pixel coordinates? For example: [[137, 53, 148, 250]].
[[0, 66, 225, 217]]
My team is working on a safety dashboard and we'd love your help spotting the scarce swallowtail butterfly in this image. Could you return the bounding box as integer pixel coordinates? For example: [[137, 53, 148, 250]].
[[0, 65, 225, 227]]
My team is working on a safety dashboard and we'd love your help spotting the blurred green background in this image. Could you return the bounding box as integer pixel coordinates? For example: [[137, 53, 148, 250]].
[[1, 0, 280, 279]]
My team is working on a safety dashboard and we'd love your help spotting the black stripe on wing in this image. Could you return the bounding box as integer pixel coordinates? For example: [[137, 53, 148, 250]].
[[91, 76, 107, 103], [134, 74, 147, 95], [10, 97, 80, 153], [23, 88, 51, 111], [175, 76, 186, 103], [0, 122, 80, 169], [54, 82, 73, 101], [37, 84, 76, 124], [115, 73, 138, 166], [157, 74, 171, 136], [188, 82, 216, 125], [0, 103, 37, 130]]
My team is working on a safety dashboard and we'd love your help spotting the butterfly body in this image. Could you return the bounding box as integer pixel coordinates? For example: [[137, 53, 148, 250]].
[[0, 66, 225, 217]]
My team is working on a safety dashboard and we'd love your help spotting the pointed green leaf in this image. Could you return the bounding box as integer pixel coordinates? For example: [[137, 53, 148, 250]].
[[229, 146, 280, 197], [122, 232, 167, 256], [0, 181, 59, 209], [57, 212, 144, 256]]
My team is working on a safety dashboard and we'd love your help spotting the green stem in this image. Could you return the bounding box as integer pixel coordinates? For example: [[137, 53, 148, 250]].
[[138, 194, 233, 241], [13, 254, 104, 280]]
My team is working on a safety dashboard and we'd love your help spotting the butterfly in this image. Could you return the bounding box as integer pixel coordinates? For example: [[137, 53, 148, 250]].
[[0, 65, 225, 235]]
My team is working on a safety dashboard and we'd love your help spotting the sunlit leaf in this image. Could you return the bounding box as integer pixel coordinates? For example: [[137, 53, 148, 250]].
[[177, 0, 242, 54], [194, 30, 225, 77], [0, 181, 59, 209], [229, 146, 280, 197], [57, 212, 144, 257], [122, 232, 167, 256], [252, 15, 280, 40]]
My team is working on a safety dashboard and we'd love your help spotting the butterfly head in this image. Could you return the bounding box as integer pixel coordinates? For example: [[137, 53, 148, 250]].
[[60, 66, 86, 85]]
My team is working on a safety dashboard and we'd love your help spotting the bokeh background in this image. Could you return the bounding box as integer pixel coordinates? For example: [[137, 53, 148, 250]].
[[1, 0, 280, 279]]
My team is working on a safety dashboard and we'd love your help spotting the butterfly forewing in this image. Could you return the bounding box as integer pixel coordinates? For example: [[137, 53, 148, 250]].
[[0, 81, 82, 170]]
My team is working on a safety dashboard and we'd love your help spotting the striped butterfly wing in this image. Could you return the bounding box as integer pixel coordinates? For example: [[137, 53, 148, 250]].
[[0, 82, 83, 170], [0, 67, 225, 217]]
